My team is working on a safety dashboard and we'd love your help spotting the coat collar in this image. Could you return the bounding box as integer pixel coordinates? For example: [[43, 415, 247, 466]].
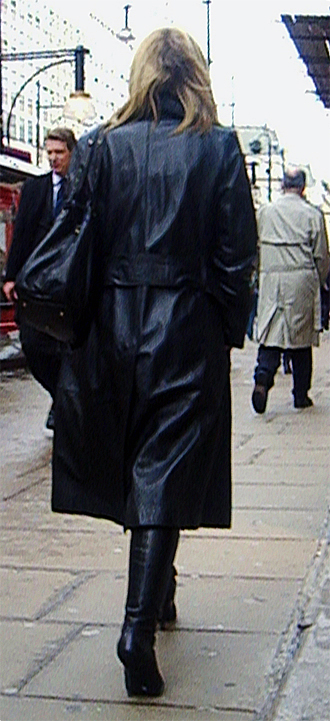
[[156, 91, 185, 121], [140, 90, 184, 123]]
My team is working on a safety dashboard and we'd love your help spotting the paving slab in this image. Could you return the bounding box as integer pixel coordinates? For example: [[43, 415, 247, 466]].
[[0, 528, 130, 571], [273, 549, 330, 721], [233, 464, 327, 485], [177, 536, 317, 578], [23, 624, 274, 713], [233, 483, 328, 511], [0, 568, 82, 619], [172, 576, 300, 634], [231, 508, 327, 539], [0, 373, 51, 497], [46, 571, 126, 625], [0, 696, 253, 721], [233, 416, 330, 441], [0, 619, 81, 693], [234, 446, 329, 468], [1, 491, 126, 536], [46, 571, 300, 634]]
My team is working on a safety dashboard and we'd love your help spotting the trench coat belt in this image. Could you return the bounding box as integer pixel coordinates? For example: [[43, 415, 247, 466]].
[[103, 255, 205, 288], [259, 264, 317, 273]]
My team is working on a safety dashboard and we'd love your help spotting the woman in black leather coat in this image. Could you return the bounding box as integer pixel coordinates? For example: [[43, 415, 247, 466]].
[[52, 28, 257, 697]]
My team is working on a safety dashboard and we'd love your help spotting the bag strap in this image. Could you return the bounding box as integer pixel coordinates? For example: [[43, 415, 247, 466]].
[[66, 126, 104, 208]]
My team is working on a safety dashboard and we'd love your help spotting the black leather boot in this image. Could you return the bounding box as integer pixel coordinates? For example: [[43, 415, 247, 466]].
[[158, 565, 177, 630], [117, 527, 179, 697]]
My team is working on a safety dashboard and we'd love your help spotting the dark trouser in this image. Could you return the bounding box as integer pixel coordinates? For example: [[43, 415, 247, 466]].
[[246, 289, 258, 340], [20, 324, 62, 400], [254, 345, 312, 403], [282, 350, 292, 372]]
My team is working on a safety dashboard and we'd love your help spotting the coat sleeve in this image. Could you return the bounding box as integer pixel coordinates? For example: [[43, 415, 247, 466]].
[[5, 178, 44, 281], [211, 130, 258, 348]]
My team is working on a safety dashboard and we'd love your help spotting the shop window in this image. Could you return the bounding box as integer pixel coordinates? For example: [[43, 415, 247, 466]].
[[27, 120, 33, 144], [10, 115, 17, 139], [19, 119, 25, 141]]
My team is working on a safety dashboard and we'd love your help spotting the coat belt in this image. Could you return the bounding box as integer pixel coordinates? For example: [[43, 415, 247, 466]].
[[103, 255, 204, 288]]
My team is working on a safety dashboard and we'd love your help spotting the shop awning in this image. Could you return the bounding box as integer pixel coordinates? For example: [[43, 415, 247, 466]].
[[281, 14, 330, 109]]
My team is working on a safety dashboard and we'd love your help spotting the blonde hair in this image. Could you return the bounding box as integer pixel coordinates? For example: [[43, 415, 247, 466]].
[[106, 28, 219, 134]]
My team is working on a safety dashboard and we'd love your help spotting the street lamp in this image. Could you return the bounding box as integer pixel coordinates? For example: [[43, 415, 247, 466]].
[[0, 46, 93, 150], [203, 0, 212, 67], [63, 45, 96, 124], [117, 5, 135, 44], [35, 81, 63, 166]]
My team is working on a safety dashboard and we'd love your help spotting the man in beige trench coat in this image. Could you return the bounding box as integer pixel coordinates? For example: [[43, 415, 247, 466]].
[[252, 168, 329, 413]]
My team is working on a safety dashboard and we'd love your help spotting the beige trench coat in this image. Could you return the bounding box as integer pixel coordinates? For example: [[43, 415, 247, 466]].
[[256, 193, 329, 348]]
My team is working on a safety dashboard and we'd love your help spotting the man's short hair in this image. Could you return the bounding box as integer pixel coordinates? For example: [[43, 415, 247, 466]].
[[283, 169, 306, 190], [45, 127, 77, 152]]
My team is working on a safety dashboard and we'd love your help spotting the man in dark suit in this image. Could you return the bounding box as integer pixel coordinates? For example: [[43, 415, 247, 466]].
[[3, 127, 77, 433]]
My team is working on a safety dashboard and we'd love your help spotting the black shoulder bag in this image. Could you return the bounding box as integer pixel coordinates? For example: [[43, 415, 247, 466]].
[[15, 127, 104, 347]]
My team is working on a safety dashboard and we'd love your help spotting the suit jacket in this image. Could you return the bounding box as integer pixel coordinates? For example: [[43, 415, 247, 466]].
[[5, 172, 54, 281]]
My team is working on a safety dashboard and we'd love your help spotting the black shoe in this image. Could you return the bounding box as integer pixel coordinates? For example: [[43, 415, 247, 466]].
[[117, 620, 164, 697], [294, 396, 313, 409], [252, 383, 268, 413]]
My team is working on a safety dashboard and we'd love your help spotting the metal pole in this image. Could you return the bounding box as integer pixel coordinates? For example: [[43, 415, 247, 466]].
[[267, 133, 272, 201], [36, 80, 40, 166], [124, 5, 131, 29], [5, 58, 72, 146], [203, 0, 211, 67], [74, 46, 85, 91], [231, 75, 235, 127], [2, 46, 89, 146]]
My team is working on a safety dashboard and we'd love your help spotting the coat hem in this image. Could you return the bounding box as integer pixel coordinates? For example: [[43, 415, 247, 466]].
[[51, 505, 231, 530]]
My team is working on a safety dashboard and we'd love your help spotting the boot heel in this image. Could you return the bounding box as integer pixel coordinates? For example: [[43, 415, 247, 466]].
[[117, 624, 164, 697], [124, 668, 164, 697]]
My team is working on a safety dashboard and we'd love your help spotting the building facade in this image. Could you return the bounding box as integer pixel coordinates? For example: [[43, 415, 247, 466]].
[[1, 0, 132, 167]]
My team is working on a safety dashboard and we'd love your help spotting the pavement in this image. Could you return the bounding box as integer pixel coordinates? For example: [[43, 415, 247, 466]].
[[0, 331, 26, 372], [0, 333, 329, 721]]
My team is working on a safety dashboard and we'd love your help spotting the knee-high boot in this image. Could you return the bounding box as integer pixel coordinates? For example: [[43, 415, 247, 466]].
[[117, 527, 179, 697], [159, 564, 177, 630]]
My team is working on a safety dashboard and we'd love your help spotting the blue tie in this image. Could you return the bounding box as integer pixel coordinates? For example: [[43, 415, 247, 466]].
[[54, 178, 66, 217]]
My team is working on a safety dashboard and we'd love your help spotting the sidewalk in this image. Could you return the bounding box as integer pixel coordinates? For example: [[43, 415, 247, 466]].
[[1, 334, 329, 721]]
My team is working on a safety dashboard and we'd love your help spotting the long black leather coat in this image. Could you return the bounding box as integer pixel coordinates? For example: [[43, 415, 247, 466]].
[[52, 98, 257, 529]]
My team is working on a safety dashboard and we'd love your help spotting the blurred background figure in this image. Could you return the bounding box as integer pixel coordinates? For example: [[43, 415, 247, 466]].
[[2, 128, 77, 434], [252, 167, 329, 414]]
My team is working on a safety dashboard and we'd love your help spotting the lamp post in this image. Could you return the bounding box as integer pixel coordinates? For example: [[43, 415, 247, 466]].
[[203, 0, 212, 67], [35, 82, 64, 166], [117, 5, 135, 44], [0, 46, 91, 151]]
